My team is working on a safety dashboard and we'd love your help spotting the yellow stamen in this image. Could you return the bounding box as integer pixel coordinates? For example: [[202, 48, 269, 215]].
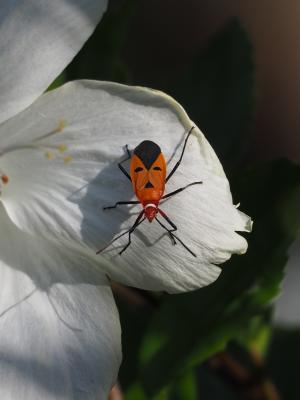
[[1, 175, 9, 184], [45, 151, 55, 160], [55, 119, 66, 133], [63, 155, 72, 163], [58, 144, 67, 153]]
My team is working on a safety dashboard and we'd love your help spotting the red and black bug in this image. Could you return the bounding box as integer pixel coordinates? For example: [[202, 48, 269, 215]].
[[97, 126, 202, 256]]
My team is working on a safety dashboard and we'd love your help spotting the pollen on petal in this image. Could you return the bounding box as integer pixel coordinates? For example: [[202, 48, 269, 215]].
[[45, 151, 55, 160], [63, 155, 73, 163], [56, 119, 66, 132], [58, 144, 67, 153], [1, 175, 9, 184]]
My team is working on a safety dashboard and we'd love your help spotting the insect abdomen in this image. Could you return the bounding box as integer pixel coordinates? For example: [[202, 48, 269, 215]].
[[130, 140, 167, 204]]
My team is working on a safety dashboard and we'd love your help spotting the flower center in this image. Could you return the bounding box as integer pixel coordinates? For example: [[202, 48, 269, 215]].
[[1, 174, 8, 184], [0, 171, 9, 194], [1, 119, 72, 164], [0, 120, 73, 195]]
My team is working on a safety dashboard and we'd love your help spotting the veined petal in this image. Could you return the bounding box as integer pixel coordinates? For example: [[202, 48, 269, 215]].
[[0, 80, 252, 293], [0, 205, 121, 399], [0, 0, 107, 124]]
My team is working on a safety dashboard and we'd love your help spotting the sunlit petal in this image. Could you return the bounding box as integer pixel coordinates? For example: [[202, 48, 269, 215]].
[[0, 81, 251, 293], [0, 0, 107, 124]]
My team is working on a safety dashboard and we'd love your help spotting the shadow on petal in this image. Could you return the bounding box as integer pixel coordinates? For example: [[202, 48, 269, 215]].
[[76, 153, 143, 251]]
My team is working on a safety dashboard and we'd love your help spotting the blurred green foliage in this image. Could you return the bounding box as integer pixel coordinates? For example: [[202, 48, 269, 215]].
[[118, 160, 300, 399], [46, 72, 66, 91], [64, 2, 300, 398]]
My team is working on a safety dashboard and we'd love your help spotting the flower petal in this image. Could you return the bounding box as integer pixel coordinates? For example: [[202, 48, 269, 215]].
[[0, 205, 121, 399], [0, 0, 107, 124], [0, 81, 251, 293]]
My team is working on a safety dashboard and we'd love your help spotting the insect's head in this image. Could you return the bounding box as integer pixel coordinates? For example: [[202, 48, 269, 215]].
[[144, 203, 158, 222]]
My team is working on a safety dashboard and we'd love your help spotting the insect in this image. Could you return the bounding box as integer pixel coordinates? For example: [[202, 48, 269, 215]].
[[97, 126, 202, 256]]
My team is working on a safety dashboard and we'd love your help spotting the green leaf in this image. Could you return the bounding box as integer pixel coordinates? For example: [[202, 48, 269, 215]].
[[46, 73, 66, 91], [138, 160, 300, 396], [165, 19, 255, 170], [125, 383, 148, 400], [115, 289, 154, 390], [169, 370, 198, 400], [125, 382, 171, 400], [125, 371, 197, 400]]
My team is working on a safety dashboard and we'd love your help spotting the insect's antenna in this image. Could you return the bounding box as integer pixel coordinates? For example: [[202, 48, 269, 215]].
[[155, 217, 197, 257], [96, 210, 145, 254], [166, 126, 195, 182], [118, 144, 132, 181]]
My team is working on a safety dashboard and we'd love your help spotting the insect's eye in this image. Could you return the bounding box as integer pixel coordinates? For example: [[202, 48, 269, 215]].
[[134, 166, 143, 173], [153, 166, 162, 171]]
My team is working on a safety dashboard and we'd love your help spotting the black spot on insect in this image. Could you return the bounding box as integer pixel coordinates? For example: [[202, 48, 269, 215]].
[[153, 166, 162, 171], [134, 166, 143, 173], [134, 140, 161, 170], [145, 181, 154, 188]]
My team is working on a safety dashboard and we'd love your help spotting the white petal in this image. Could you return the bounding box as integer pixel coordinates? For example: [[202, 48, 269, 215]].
[[0, 81, 251, 293], [0, 205, 121, 399], [0, 0, 107, 124]]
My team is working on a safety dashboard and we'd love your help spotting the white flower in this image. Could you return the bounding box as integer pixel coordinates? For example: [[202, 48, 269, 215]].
[[0, 1, 122, 399], [0, 0, 107, 125], [0, 208, 121, 399], [0, 1, 252, 399], [1, 80, 251, 296]]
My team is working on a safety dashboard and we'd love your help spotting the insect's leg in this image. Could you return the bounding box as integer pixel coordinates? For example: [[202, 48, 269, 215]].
[[156, 209, 197, 257], [155, 217, 177, 245], [118, 144, 132, 181], [103, 200, 139, 210], [166, 126, 195, 183], [157, 208, 177, 230], [157, 208, 178, 244], [96, 210, 145, 254], [118, 216, 145, 255], [162, 181, 202, 200]]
